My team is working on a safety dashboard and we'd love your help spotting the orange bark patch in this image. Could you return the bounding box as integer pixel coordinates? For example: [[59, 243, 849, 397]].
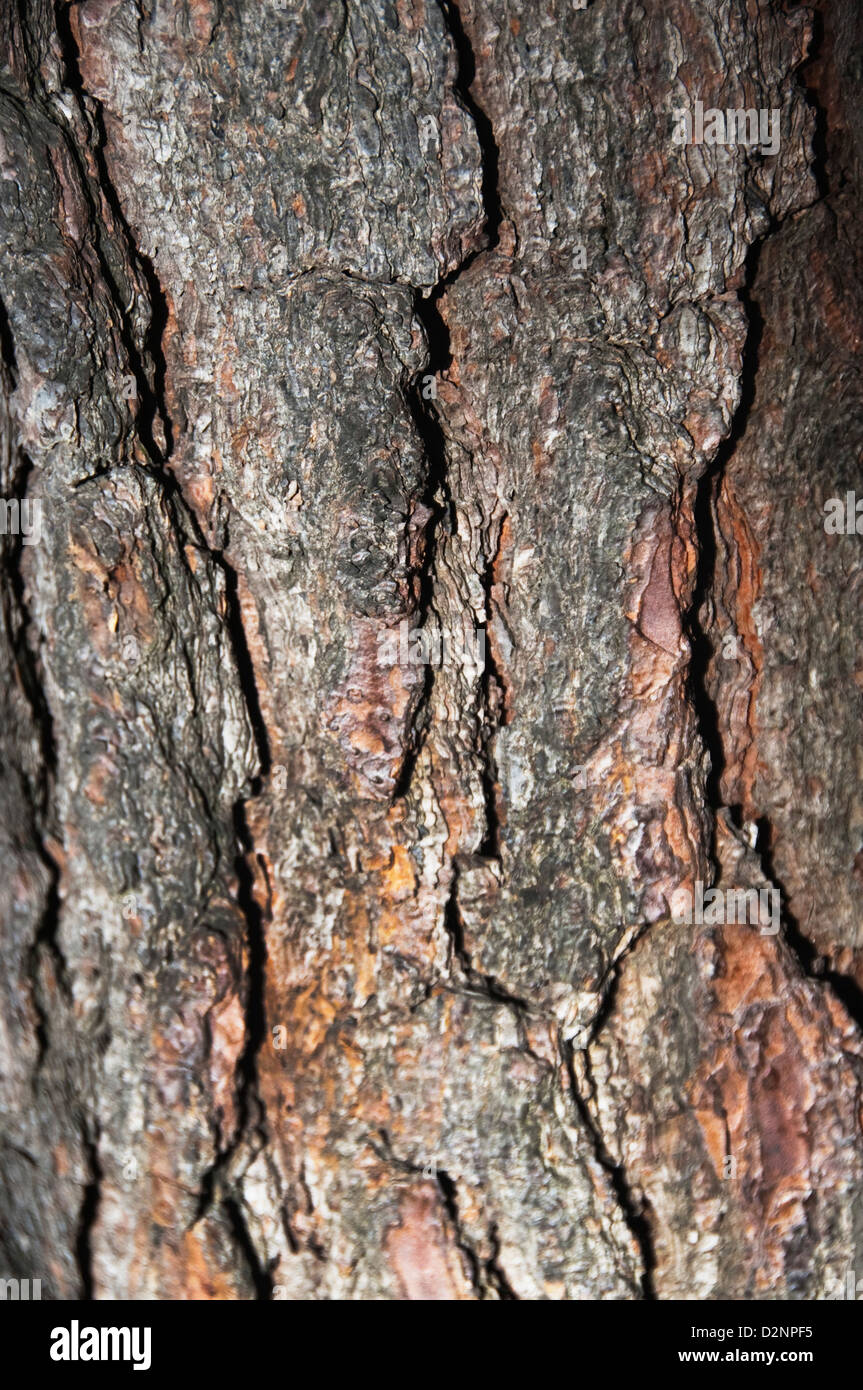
[[691, 924, 863, 1285], [713, 474, 764, 816]]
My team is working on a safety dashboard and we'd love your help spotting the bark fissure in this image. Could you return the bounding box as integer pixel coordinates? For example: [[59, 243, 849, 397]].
[[394, 0, 503, 807], [685, 235, 767, 841], [223, 1195, 274, 1302], [391, 290, 451, 802], [193, 801, 270, 1232], [438, 0, 506, 859], [435, 1168, 519, 1301], [755, 815, 863, 1032], [369, 1129, 519, 1299], [438, 0, 503, 258], [441, 869, 533, 1010], [54, 7, 276, 1268], [0, 305, 66, 1064], [562, 1033, 656, 1301], [681, 23, 863, 1036], [74, 1125, 102, 1302], [477, 520, 505, 861]]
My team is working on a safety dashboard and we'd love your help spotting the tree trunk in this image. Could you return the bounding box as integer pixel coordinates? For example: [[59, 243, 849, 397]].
[[1, 0, 861, 1300]]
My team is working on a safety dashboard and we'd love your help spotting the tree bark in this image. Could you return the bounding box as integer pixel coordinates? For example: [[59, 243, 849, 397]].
[[0, 0, 861, 1300]]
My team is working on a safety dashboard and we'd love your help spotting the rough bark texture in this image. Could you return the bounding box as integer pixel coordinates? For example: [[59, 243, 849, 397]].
[[0, 0, 861, 1300]]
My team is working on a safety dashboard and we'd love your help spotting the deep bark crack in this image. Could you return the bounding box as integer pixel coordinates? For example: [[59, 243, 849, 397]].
[[394, 0, 503, 811], [561, 1032, 656, 1300], [369, 1131, 518, 1299], [573, 12, 863, 1288], [0, 303, 68, 1066], [681, 24, 863, 1036], [436, 1168, 518, 1300], [755, 815, 863, 1033], [74, 1124, 102, 1300], [684, 232, 766, 838], [223, 1196, 274, 1301], [54, 5, 273, 1276]]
